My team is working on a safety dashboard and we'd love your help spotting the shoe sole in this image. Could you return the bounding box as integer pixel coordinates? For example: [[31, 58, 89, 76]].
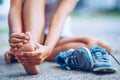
[[93, 67, 117, 73], [77, 47, 94, 71]]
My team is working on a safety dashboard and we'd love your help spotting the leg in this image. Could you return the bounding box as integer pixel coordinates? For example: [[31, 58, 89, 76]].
[[5, 0, 45, 74], [46, 37, 111, 61], [16, 0, 45, 75], [23, 0, 45, 43], [5, 0, 45, 75], [5, 0, 24, 64]]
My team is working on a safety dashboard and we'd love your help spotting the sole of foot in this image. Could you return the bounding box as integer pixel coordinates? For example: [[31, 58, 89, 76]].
[[16, 32, 39, 75]]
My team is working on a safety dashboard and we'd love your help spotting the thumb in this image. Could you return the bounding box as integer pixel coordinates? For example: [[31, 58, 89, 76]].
[[25, 31, 32, 39]]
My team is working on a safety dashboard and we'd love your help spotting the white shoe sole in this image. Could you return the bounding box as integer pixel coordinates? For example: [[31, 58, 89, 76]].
[[93, 67, 117, 73]]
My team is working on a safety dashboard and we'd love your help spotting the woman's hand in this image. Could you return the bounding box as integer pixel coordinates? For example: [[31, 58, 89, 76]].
[[9, 33, 30, 52], [16, 43, 52, 65]]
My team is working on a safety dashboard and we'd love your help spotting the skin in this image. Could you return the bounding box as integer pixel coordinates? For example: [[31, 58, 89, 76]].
[[5, 0, 111, 74]]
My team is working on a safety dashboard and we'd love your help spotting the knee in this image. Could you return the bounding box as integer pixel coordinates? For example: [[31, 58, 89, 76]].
[[97, 40, 112, 52]]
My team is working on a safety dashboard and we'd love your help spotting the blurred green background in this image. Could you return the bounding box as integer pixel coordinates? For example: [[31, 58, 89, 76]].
[[0, 0, 120, 51]]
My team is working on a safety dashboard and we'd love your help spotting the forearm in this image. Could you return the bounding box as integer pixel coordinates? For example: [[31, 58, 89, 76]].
[[44, 0, 77, 51], [23, 0, 45, 43], [9, 0, 23, 35]]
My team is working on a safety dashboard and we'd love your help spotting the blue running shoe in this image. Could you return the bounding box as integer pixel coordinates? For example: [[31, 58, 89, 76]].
[[55, 47, 94, 71], [90, 46, 117, 73]]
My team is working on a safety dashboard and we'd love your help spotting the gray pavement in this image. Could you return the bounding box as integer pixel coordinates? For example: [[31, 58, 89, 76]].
[[0, 17, 120, 80]]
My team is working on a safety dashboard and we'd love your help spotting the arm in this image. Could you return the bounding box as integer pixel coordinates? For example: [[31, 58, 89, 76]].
[[44, 0, 77, 52], [15, 0, 77, 64], [23, 0, 45, 43], [9, 0, 30, 51], [9, 0, 22, 34]]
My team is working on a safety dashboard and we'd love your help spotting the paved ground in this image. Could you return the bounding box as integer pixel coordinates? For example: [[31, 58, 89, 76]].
[[0, 16, 120, 80]]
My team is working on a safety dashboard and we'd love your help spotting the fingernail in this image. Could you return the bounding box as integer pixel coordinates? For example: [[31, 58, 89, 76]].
[[25, 36, 30, 39], [23, 40, 28, 43]]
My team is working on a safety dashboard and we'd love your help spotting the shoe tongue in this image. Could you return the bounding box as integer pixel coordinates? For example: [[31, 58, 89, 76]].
[[91, 46, 105, 54], [59, 53, 71, 69], [55, 52, 67, 67], [59, 52, 66, 59]]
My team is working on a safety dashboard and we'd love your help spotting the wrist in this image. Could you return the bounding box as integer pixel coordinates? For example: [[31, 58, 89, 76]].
[[10, 31, 21, 36], [35, 43, 54, 56], [10, 27, 22, 35]]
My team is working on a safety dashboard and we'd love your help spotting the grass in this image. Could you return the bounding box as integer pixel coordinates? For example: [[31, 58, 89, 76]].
[[0, 27, 9, 33], [112, 49, 120, 54], [71, 12, 120, 18], [0, 42, 9, 47], [0, 26, 9, 46]]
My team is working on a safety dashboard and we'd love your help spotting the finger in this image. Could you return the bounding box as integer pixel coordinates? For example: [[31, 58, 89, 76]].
[[10, 33, 25, 39], [16, 54, 43, 62], [23, 52, 47, 60], [25, 32, 32, 39], [9, 38, 23, 43], [18, 59, 28, 63], [10, 33, 30, 40], [20, 51, 42, 57], [16, 54, 43, 60], [10, 42, 23, 48], [23, 40, 28, 44], [22, 62, 40, 65], [22, 60, 43, 65], [10, 48, 17, 52], [15, 42, 23, 48], [29, 59, 44, 64], [9, 38, 29, 44], [17, 57, 43, 61], [19, 60, 43, 65], [12, 48, 18, 52], [29, 62, 42, 65], [35, 43, 41, 49], [10, 43, 16, 48], [21, 52, 35, 57], [16, 53, 35, 59]]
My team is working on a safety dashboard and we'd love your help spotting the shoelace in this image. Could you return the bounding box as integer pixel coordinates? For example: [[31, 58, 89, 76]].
[[91, 47, 110, 62], [91, 46, 120, 65], [65, 51, 81, 69], [93, 52, 109, 62], [109, 53, 120, 65]]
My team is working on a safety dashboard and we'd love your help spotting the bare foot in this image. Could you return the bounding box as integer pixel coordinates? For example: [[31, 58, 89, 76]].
[[4, 51, 17, 64], [16, 32, 39, 75]]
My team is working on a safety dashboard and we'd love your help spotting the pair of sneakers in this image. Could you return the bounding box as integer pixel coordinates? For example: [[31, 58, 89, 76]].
[[55, 46, 117, 73]]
